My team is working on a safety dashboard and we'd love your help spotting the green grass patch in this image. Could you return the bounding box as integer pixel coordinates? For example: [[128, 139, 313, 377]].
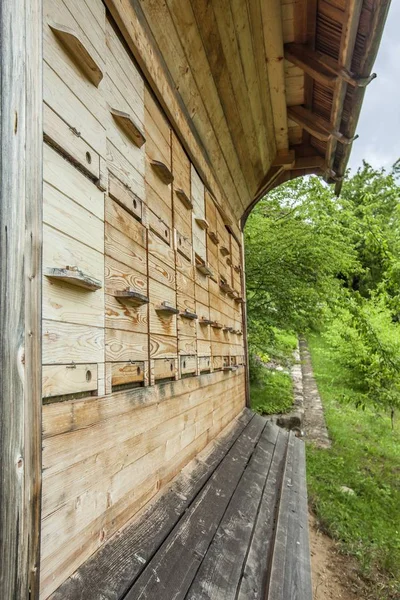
[[307, 332, 400, 599], [250, 367, 293, 415]]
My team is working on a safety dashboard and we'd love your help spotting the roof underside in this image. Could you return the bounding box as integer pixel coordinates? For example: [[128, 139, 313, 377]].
[[106, 0, 390, 223]]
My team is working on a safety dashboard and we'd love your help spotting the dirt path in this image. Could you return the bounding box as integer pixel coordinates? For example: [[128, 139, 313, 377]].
[[309, 513, 367, 600]]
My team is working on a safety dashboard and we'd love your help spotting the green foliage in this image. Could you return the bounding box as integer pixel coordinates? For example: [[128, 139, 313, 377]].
[[245, 175, 359, 338], [245, 162, 400, 416], [306, 334, 400, 599], [250, 368, 293, 415], [323, 294, 400, 414]]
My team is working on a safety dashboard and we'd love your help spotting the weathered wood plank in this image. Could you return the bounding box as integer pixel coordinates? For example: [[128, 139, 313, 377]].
[[0, 0, 43, 598], [186, 422, 279, 599], [48, 409, 253, 600], [237, 428, 289, 599], [124, 415, 266, 599]]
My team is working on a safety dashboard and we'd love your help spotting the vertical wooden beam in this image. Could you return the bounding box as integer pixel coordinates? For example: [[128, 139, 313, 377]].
[[239, 233, 251, 408], [0, 0, 43, 598]]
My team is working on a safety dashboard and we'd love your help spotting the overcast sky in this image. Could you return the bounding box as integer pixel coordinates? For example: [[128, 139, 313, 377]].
[[347, 2, 400, 174]]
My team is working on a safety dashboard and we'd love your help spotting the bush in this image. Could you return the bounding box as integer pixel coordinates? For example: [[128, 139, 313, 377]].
[[250, 368, 293, 415]]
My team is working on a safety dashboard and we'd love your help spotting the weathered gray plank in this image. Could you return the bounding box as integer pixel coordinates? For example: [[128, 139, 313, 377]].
[[0, 0, 43, 598], [49, 409, 254, 600], [266, 433, 312, 600], [124, 414, 266, 600], [236, 428, 290, 600], [185, 422, 279, 600], [281, 439, 313, 600]]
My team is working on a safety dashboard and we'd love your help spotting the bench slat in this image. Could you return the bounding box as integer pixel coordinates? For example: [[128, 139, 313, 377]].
[[49, 408, 254, 600], [124, 415, 266, 600], [185, 422, 279, 599]]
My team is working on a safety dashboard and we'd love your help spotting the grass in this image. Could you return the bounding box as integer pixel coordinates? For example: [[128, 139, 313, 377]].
[[250, 367, 293, 415], [306, 332, 400, 599]]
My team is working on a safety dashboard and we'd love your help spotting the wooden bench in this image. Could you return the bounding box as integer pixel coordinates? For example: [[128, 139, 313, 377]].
[[50, 409, 312, 600]]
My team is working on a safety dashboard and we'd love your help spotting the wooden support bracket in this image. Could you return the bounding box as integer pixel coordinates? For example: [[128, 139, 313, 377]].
[[180, 310, 198, 320], [49, 22, 103, 87], [211, 321, 224, 329], [208, 230, 219, 245], [45, 267, 102, 291], [175, 188, 193, 209], [150, 160, 174, 185], [195, 217, 209, 230], [155, 301, 179, 315], [110, 108, 146, 148], [288, 106, 356, 145], [114, 288, 149, 306]]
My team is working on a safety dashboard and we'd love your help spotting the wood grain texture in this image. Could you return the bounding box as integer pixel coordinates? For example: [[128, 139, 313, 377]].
[[48, 409, 252, 600], [124, 415, 266, 599], [41, 372, 246, 597], [0, 0, 43, 597]]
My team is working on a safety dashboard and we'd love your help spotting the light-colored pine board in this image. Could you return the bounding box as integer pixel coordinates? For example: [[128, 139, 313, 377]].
[[43, 363, 98, 399], [42, 320, 104, 365], [105, 328, 148, 362]]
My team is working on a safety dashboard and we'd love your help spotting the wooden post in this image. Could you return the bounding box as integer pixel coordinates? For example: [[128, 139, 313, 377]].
[[239, 233, 251, 408], [0, 0, 43, 598]]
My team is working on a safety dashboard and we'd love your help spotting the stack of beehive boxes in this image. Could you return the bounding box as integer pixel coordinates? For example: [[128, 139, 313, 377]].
[[41, 0, 245, 405]]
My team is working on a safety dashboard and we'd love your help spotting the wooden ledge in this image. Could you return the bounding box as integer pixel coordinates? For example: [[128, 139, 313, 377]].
[[180, 310, 198, 321], [208, 230, 220, 245], [175, 188, 193, 209], [45, 267, 102, 291], [49, 22, 103, 87], [155, 302, 179, 315], [110, 108, 146, 148], [220, 246, 230, 257], [211, 321, 224, 329], [219, 280, 233, 294], [195, 217, 209, 230], [150, 160, 174, 185], [114, 289, 149, 306], [199, 318, 212, 326], [196, 262, 214, 277]]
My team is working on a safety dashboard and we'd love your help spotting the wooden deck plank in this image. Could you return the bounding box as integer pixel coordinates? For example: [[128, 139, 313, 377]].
[[281, 439, 313, 600], [49, 412, 312, 600], [236, 428, 290, 600], [185, 422, 279, 599], [266, 432, 312, 600], [49, 409, 253, 600], [124, 414, 266, 600]]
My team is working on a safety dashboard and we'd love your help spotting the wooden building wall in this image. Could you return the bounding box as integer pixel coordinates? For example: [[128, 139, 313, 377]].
[[40, 0, 246, 596]]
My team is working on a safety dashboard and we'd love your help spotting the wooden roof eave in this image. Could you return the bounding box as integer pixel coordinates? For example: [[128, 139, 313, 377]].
[[333, 0, 392, 194]]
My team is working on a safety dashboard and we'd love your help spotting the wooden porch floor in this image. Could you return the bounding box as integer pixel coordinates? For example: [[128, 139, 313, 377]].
[[51, 409, 312, 600]]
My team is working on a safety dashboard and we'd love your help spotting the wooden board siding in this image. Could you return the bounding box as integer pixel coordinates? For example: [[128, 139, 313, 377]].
[[40, 369, 245, 598], [39, 1, 249, 597]]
